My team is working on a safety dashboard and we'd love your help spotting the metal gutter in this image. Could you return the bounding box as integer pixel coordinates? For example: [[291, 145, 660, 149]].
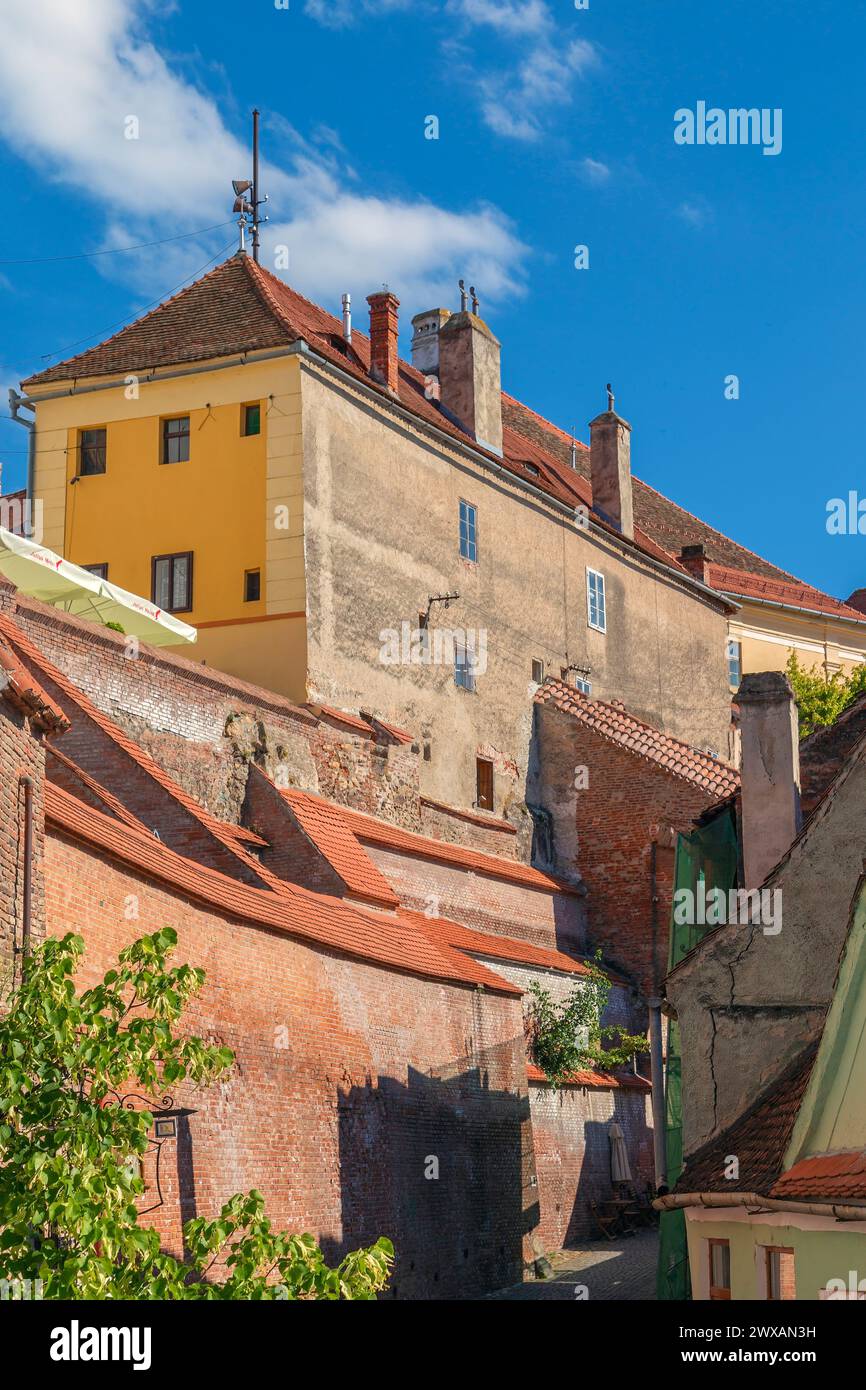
[[654, 1190, 866, 1222], [723, 590, 866, 629]]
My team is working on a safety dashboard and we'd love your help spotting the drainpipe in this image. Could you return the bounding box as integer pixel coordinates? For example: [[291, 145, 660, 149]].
[[8, 389, 36, 507], [648, 997, 667, 1189], [20, 775, 34, 977], [647, 839, 667, 1189]]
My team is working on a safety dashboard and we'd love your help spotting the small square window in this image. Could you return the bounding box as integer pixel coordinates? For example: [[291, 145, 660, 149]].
[[727, 638, 742, 688], [79, 428, 106, 476], [531, 658, 544, 684], [244, 569, 261, 602], [162, 416, 190, 465], [459, 500, 477, 562], [587, 568, 606, 632], [242, 402, 261, 437], [82, 563, 109, 580], [476, 757, 494, 811]]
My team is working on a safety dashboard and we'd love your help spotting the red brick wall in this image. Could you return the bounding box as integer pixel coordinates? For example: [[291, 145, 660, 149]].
[[533, 704, 718, 995], [364, 843, 586, 955], [243, 768, 347, 895], [529, 1083, 655, 1247], [12, 596, 423, 832], [0, 704, 46, 978], [44, 830, 538, 1299]]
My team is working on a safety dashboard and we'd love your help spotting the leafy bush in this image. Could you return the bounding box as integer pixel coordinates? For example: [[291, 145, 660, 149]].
[[0, 928, 393, 1299], [785, 651, 866, 738], [526, 951, 648, 1089]]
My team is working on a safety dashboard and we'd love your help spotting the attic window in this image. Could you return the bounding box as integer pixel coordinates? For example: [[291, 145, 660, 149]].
[[523, 462, 540, 477]]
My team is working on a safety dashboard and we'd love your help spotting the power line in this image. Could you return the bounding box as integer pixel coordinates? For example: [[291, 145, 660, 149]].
[[36, 240, 237, 364], [0, 221, 236, 266]]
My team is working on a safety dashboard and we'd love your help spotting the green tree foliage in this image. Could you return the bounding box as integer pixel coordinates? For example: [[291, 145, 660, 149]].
[[526, 952, 649, 1089], [0, 929, 393, 1299], [785, 651, 866, 738]]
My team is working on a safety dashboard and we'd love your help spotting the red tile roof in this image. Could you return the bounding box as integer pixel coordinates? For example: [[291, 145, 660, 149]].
[[707, 564, 866, 625], [526, 1062, 651, 1091], [672, 1044, 819, 1197], [280, 787, 400, 909], [19, 255, 731, 601], [45, 781, 520, 997], [0, 636, 69, 733], [501, 394, 799, 585], [279, 784, 581, 895], [771, 1150, 866, 1202], [535, 679, 740, 798], [403, 907, 596, 977]]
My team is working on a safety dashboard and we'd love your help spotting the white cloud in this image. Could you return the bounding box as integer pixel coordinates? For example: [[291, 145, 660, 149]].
[[0, 0, 529, 312], [579, 157, 610, 186], [448, 2, 600, 142], [676, 199, 713, 229], [304, 0, 411, 28], [447, 0, 551, 38]]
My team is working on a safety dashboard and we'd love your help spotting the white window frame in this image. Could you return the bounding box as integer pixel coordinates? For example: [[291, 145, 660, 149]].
[[586, 567, 606, 633]]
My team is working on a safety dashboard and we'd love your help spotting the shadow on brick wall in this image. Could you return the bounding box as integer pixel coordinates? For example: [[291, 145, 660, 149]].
[[327, 1046, 538, 1300]]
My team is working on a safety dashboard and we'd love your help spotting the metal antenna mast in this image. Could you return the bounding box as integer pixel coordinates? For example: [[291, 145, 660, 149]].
[[252, 109, 261, 263]]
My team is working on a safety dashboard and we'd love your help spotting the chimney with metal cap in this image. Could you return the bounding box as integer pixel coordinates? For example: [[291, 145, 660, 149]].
[[589, 383, 634, 539], [341, 293, 352, 343], [438, 280, 503, 456]]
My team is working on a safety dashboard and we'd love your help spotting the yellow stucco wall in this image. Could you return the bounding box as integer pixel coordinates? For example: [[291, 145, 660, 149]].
[[29, 353, 308, 699], [729, 602, 866, 688]]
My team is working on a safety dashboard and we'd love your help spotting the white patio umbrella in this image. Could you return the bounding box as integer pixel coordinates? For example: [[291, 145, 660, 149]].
[[609, 1121, 633, 1184], [0, 527, 196, 647]]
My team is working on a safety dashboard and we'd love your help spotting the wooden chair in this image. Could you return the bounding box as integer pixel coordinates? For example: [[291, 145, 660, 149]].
[[590, 1200, 620, 1242]]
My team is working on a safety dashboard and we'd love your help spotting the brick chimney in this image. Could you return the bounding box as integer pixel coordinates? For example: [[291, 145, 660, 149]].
[[438, 307, 503, 456], [679, 543, 710, 584], [411, 308, 451, 377], [367, 290, 400, 394], [589, 387, 634, 540], [737, 672, 802, 889]]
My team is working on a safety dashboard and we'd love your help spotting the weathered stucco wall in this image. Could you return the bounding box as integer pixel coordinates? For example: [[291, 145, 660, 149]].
[[299, 362, 732, 824], [668, 741, 866, 1155]]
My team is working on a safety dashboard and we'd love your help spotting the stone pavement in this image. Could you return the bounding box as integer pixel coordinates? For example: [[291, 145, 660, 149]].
[[487, 1228, 659, 1301]]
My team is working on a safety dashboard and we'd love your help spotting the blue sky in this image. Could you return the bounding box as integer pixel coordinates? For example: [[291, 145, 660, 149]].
[[0, 0, 863, 600]]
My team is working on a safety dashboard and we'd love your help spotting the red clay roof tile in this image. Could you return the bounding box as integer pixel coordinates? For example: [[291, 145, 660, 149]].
[[707, 564, 866, 625], [279, 784, 581, 895], [0, 636, 69, 733], [536, 678, 740, 798], [771, 1150, 866, 1202], [45, 782, 520, 997]]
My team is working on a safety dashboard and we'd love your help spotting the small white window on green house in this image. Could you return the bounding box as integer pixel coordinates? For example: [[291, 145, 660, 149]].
[[587, 568, 606, 632], [727, 638, 742, 688]]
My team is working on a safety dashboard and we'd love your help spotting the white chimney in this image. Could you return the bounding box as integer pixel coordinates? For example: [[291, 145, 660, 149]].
[[411, 308, 451, 377], [341, 293, 352, 343]]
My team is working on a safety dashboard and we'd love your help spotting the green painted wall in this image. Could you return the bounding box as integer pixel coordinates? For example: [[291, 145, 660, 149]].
[[686, 1216, 866, 1300]]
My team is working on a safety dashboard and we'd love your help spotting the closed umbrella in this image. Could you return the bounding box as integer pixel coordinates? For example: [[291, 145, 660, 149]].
[[609, 1121, 632, 1183]]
